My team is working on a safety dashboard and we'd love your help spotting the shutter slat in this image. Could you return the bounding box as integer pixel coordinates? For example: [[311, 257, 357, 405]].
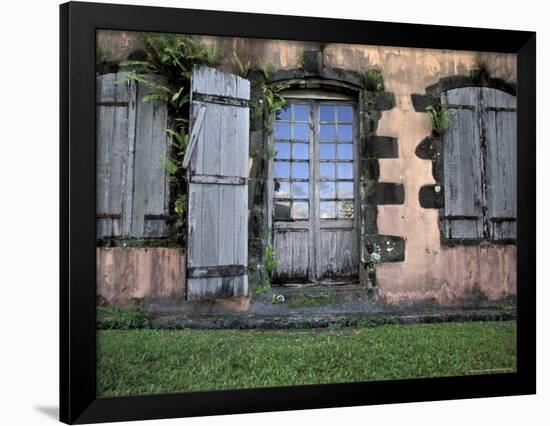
[[187, 66, 250, 300]]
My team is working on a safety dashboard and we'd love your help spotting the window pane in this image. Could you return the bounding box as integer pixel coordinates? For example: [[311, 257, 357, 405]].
[[338, 106, 353, 122], [320, 162, 335, 179], [292, 143, 309, 160], [320, 124, 336, 141], [337, 124, 353, 141], [293, 123, 309, 141], [292, 202, 309, 219], [274, 201, 291, 220], [274, 142, 290, 159], [320, 181, 336, 199], [338, 163, 353, 179], [274, 123, 291, 140], [274, 162, 290, 178], [292, 162, 309, 179], [291, 182, 309, 199], [274, 181, 290, 198], [338, 182, 354, 199], [337, 144, 353, 160], [320, 143, 336, 160], [276, 105, 291, 121], [320, 201, 336, 219], [293, 104, 309, 121], [320, 106, 335, 122], [338, 201, 354, 218]]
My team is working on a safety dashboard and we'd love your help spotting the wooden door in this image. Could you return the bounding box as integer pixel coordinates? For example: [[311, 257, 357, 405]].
[[271, 100, 359, 284]]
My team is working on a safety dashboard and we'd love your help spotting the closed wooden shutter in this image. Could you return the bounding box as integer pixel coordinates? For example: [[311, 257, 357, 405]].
[[442, 87, 485, 239], [96, 73, 135, 237], [441, 87, 516, 241], [185, 66, 250, 300], [482, 88, 517, 239], [96, 72, 170, 238], [131, 81, 171, 237]]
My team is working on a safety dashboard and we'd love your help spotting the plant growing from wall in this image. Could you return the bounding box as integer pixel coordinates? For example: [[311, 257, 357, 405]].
[[233, 52, 251, 78], [261, 64, 276, 82], [426, 103, 457, 136], [470, 52, 492, 85], [360, 68, 385, 92], [119, 33, 224, 244], [255, 228, 279, 296], [261, 83, 289, 129]]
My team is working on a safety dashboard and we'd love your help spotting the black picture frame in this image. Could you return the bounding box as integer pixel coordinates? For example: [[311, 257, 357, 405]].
[[60, 1, 536, 424]]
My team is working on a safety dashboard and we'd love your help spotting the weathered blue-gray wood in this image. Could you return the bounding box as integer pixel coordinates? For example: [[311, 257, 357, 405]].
[[182, 104, 206, 169], [96, 72, 171, 239], [320, 229, 357, 280], [131, 80, 171, 237], [96, 73, 135, 238], [482, 88, 517, 239], [186, 66, 250, 300], [441, 86, 516, 241], [273, 229, 310, 280], [442, 87, 484, 239]]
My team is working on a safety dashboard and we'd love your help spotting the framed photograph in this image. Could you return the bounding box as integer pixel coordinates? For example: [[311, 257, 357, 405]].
[[60, 1, 536, 424]]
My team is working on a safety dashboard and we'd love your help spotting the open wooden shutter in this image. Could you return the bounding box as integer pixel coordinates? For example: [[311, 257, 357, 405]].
[[441, 87, 485, 239], [185, 66, 250, 300], [482, 88, 517, 239], [96, 72, 171, 238]]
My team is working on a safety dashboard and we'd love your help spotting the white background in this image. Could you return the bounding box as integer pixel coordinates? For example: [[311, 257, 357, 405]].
[[0, 0, 547, 424]]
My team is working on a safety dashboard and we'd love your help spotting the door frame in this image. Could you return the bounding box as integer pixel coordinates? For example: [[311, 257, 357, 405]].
[[267, 93, 360, 284]]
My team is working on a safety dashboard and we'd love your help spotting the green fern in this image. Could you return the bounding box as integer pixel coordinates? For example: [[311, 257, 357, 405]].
[[261, 64, 276, 82], [233, 52, 251, 77], [361, 69, 384, 92], [360, 68, 385, 92], [426, 104, 458, 136]]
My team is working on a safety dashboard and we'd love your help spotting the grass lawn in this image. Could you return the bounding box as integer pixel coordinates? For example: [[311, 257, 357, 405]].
[[97, 321, 516, 396]]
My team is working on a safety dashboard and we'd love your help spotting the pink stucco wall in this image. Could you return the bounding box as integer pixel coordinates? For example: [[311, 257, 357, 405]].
[[97, 248, 186, 305]]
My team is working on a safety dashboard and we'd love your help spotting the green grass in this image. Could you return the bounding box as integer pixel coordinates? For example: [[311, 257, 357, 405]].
[[97, 321, 516, 396]]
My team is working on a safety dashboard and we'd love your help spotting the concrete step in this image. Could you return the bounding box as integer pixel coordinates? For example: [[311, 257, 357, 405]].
[[147, 306, 516, 330]]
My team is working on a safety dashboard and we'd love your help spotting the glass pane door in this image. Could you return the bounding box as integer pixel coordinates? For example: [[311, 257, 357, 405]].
[[272, 99, 359, 284]]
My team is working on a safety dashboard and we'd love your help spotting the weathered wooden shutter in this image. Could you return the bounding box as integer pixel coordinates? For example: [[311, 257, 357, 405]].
[[131, 81, 171, 237], [96, 73, 136, 237], [185, 66, 250, 300], [441, 87, 485, 239], [96, 72, 170, 238], [482, 88, 517, 239]]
